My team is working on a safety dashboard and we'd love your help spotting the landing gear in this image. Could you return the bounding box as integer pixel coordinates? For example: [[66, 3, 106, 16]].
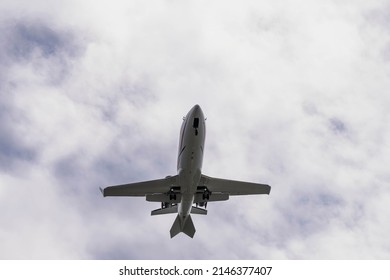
[[202, 189, 211, 200], [168, 189, 177, 201], [195, 188, 211, 209]]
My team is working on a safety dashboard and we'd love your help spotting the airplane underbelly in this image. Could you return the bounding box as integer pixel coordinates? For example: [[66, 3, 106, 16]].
[[179, 148, 202, 192], [179, 194, 194, 216]]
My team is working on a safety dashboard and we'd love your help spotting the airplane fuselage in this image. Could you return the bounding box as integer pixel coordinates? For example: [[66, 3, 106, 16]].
[[176, 105, 206, 224]]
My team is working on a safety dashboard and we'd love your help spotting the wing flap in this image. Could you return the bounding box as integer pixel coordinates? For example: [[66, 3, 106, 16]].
[[102, 175, 178, 197], [146, 194, 181, 203], [193, 193, 229, 203], [200, 174, 271, 196]]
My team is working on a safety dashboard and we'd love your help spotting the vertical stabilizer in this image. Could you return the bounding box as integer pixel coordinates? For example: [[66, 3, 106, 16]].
[[170, 214, 196, 238]]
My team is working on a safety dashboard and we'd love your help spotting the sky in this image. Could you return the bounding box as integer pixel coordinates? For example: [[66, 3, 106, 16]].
[[0, 0, 389, 259]]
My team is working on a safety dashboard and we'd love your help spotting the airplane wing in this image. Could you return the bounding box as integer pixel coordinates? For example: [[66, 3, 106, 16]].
[[101, 175, 178, 197], [199, 174, 271, 196]]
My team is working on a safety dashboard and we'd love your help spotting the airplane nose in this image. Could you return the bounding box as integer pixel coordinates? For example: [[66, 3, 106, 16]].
[[188, 104, 203, 119], [193, 104, 201, 112]]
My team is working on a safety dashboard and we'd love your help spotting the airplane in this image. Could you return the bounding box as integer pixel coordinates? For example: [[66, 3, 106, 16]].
[[100, 105, 271, 238]]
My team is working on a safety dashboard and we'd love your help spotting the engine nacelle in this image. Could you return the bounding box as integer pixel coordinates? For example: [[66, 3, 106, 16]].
[[198, 202, 207, 207]]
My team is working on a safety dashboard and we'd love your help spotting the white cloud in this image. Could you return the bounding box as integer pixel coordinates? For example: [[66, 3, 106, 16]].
[[0, 0, 389, 259]]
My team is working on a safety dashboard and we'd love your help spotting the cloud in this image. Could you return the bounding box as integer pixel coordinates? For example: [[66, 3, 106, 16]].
[[0, 0, 390, 259]]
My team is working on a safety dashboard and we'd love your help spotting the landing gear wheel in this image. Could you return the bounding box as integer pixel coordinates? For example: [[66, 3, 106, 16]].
[[169, 193, 177, 201], [202, 190, 210, 200]]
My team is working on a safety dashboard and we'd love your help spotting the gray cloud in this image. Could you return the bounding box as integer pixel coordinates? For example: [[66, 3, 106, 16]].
[[7, 22, 73, 60], [0, 18, 84, 87], [0, 104, 37, 171]]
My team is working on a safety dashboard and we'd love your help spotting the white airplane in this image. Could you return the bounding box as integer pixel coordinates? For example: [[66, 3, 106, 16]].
[[101, 105, 271, 238]]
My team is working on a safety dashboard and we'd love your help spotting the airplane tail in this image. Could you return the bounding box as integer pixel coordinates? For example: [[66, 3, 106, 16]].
[[170, 214, 196, 238]]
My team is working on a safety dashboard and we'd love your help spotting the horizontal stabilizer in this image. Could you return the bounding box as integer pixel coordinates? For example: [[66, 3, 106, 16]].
[[151, 205, 178, 216], [191, 207, 207, 215], [170, 215, 181, 238], [170, 214, 196, 238], [182, 215, 196, 238]]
